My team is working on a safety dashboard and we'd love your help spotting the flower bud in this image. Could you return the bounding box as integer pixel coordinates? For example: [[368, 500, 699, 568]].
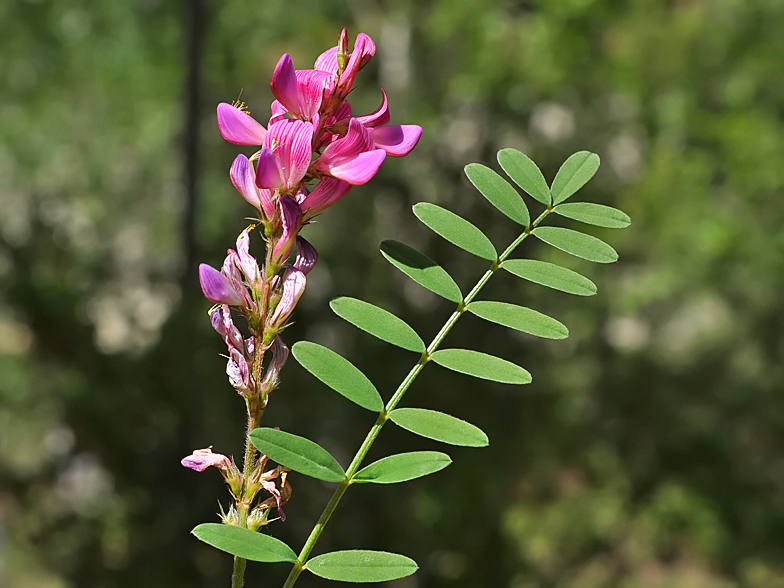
[[227, 348, 251, 393], [236, 228, 261, 291], [272, 196, 303, 263], [199, 264, 244, 306], [294, 236, 318, 275], [261, 336, 289, 391], [269, 267, 307, 328]]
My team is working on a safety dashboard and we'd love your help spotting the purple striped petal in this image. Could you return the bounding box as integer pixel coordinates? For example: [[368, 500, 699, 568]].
[[264, 120, 314, 190], [273, 195, 302, 262], [370, 124, 423, 157], [270, 267, 307, 326], [270, 54, 301, 117], [199, 264, 244, 306], [301, 177, 352, 217], [328, 148, 386, 185], [230, 154, 261, 208], [314, 46, 339, 74], [294, 236, 318, 275], [356, 89, 391, 128], [258, 187, 277, 220], [217, 103, 267, 145], [255, 147, 285, 190], [295, 70, 334, 120]]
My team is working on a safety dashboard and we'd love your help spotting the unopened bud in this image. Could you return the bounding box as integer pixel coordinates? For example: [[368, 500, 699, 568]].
[[294, 236, 318, 275]]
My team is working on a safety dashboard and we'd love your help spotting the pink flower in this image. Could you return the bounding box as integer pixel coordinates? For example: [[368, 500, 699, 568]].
[[199, 264, 244, 306], [314, 30, 376, 102], [271, 54, 335, 121], [300, 177, 352, 219], [181, 448, 231, 473], [270, 267, 307, 328], [273, 196, 303, 262], [314, 118, 386, 185], [230, 154, 276, 219], [255, 119, 314, 193], [217, 103, 267, 146]]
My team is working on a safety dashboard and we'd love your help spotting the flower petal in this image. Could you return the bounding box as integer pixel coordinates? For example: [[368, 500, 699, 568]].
[[301, 177, 352, 217], [294, 236, 318, 275], [230, 154, 260, 208], [319, 117, 375, 166], [273, 195, 302, 261], [327, 148, 386, 185], [255, 147, 285, 190], [270, 54, 301, 117], [264, 120, 314, 190], [236, 229, 261, 290], [295, 70, 334, 120], [314, 46, 338, 74], [370, 124, 423, 157], [199, 264, 244, 306], [356, 89, 390, 128], [217, 103, 267, 145], [269, 100, 288, 125], [182, 449, 231, 473], [271, 267, 307, 326]]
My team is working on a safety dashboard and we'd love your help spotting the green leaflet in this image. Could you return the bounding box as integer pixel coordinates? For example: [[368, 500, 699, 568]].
[[380, 240, 463, 303], [353, 451, 452, 484], [249, 428, 345, 483], [330, 297, 425, 353], [550, 151, 600, 204], [464, 163, 530, 226], [191, 523, 298, 563], [502, 259, 597, 296], [554, 202, 631, 228], [306, 550, 418, 582], [430, 348, 531, 384], [413, 202, 497, 261], [533, 226, 618, 264], [468, 300, 568, 339], [389, 408, 489, 447], [497, 148, 551, 205], [292, 341, 384, 412]]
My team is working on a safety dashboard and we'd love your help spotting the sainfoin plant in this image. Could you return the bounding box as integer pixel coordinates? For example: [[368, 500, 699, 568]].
[[185, 29, 631, 587]]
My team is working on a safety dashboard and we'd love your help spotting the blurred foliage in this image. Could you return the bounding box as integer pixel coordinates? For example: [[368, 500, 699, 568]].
[[2, 0, 784, 587]]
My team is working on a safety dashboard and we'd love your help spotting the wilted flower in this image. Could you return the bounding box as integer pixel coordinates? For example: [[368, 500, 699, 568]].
[[181, 448, 231, 473]]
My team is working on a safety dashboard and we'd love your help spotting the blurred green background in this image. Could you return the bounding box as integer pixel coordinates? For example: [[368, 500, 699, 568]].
[[3, 0, 784, 586]]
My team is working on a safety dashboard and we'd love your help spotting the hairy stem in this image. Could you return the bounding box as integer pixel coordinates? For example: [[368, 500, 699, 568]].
[[281, 209, 551, 588]]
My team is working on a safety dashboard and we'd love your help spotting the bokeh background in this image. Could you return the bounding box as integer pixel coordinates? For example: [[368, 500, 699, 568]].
[[3, 0, 784, 587]]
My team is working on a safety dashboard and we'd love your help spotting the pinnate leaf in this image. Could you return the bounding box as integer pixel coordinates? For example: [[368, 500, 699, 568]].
[[497, 148, 551, 205], [192, 523, 298, 563], [430, 349, 531, 384], [468, 301, 568, 339], [413, 203, 497, 261], [306, 550, 418, 582], [554, 202, 630, 228], [330, 298, 425, 353], [533, 226, 618, 264], [353, 451, 451, 484], [389, 408, 488, 447], [550, 151, 600, 204], [292, 341, 383, 411], [464, 163, 530, 226], [380, 240, 462, 303], [502, 259, 597, 296], [249, 428, 345, 483]]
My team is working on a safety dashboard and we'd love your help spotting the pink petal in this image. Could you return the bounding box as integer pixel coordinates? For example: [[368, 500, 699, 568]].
[[370, 125, 423, 157], [270, 266, 307, 326], [269, 100, 288, 125], [295, 69, 334, 120], [273, 195, 302, 261], [264, 120, 314, 190], [356, 89, 391, 128], [199, 264, 244, 306], [319, 117, 375, 166], [230, 154, 260, 208], [294, 236, 318, 275], [314, 46, 338, 74], [301, 177, 352, 218], [339, 33, 376, 90], [270, 54, 301, 117], [181, 450, 231, 473], [259, 187, 277, 220], [328, 148, 386, 185], [255, 147, 285, 190], [236, 229, 261, 289], [217, 103, 267, 145]]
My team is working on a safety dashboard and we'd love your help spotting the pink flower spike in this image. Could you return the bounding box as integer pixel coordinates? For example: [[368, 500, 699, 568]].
[[271, 54, 301, 117], [270, 267, 307, 326], [181, 449, 231, 473], [199, 264, 244, 306], [356, 89, 391, 128], [230, 154, 261, 208], [301, 177, 352, 218], [217, 103, 267, 146], [255, 147, 285, 190], [370, 124, 423, 157], [294, 236, 318, 275], [273, 195, 302, 262]]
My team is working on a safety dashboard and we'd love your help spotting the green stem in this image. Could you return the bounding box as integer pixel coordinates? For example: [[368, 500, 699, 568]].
[[281, 210, 551, 588]]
